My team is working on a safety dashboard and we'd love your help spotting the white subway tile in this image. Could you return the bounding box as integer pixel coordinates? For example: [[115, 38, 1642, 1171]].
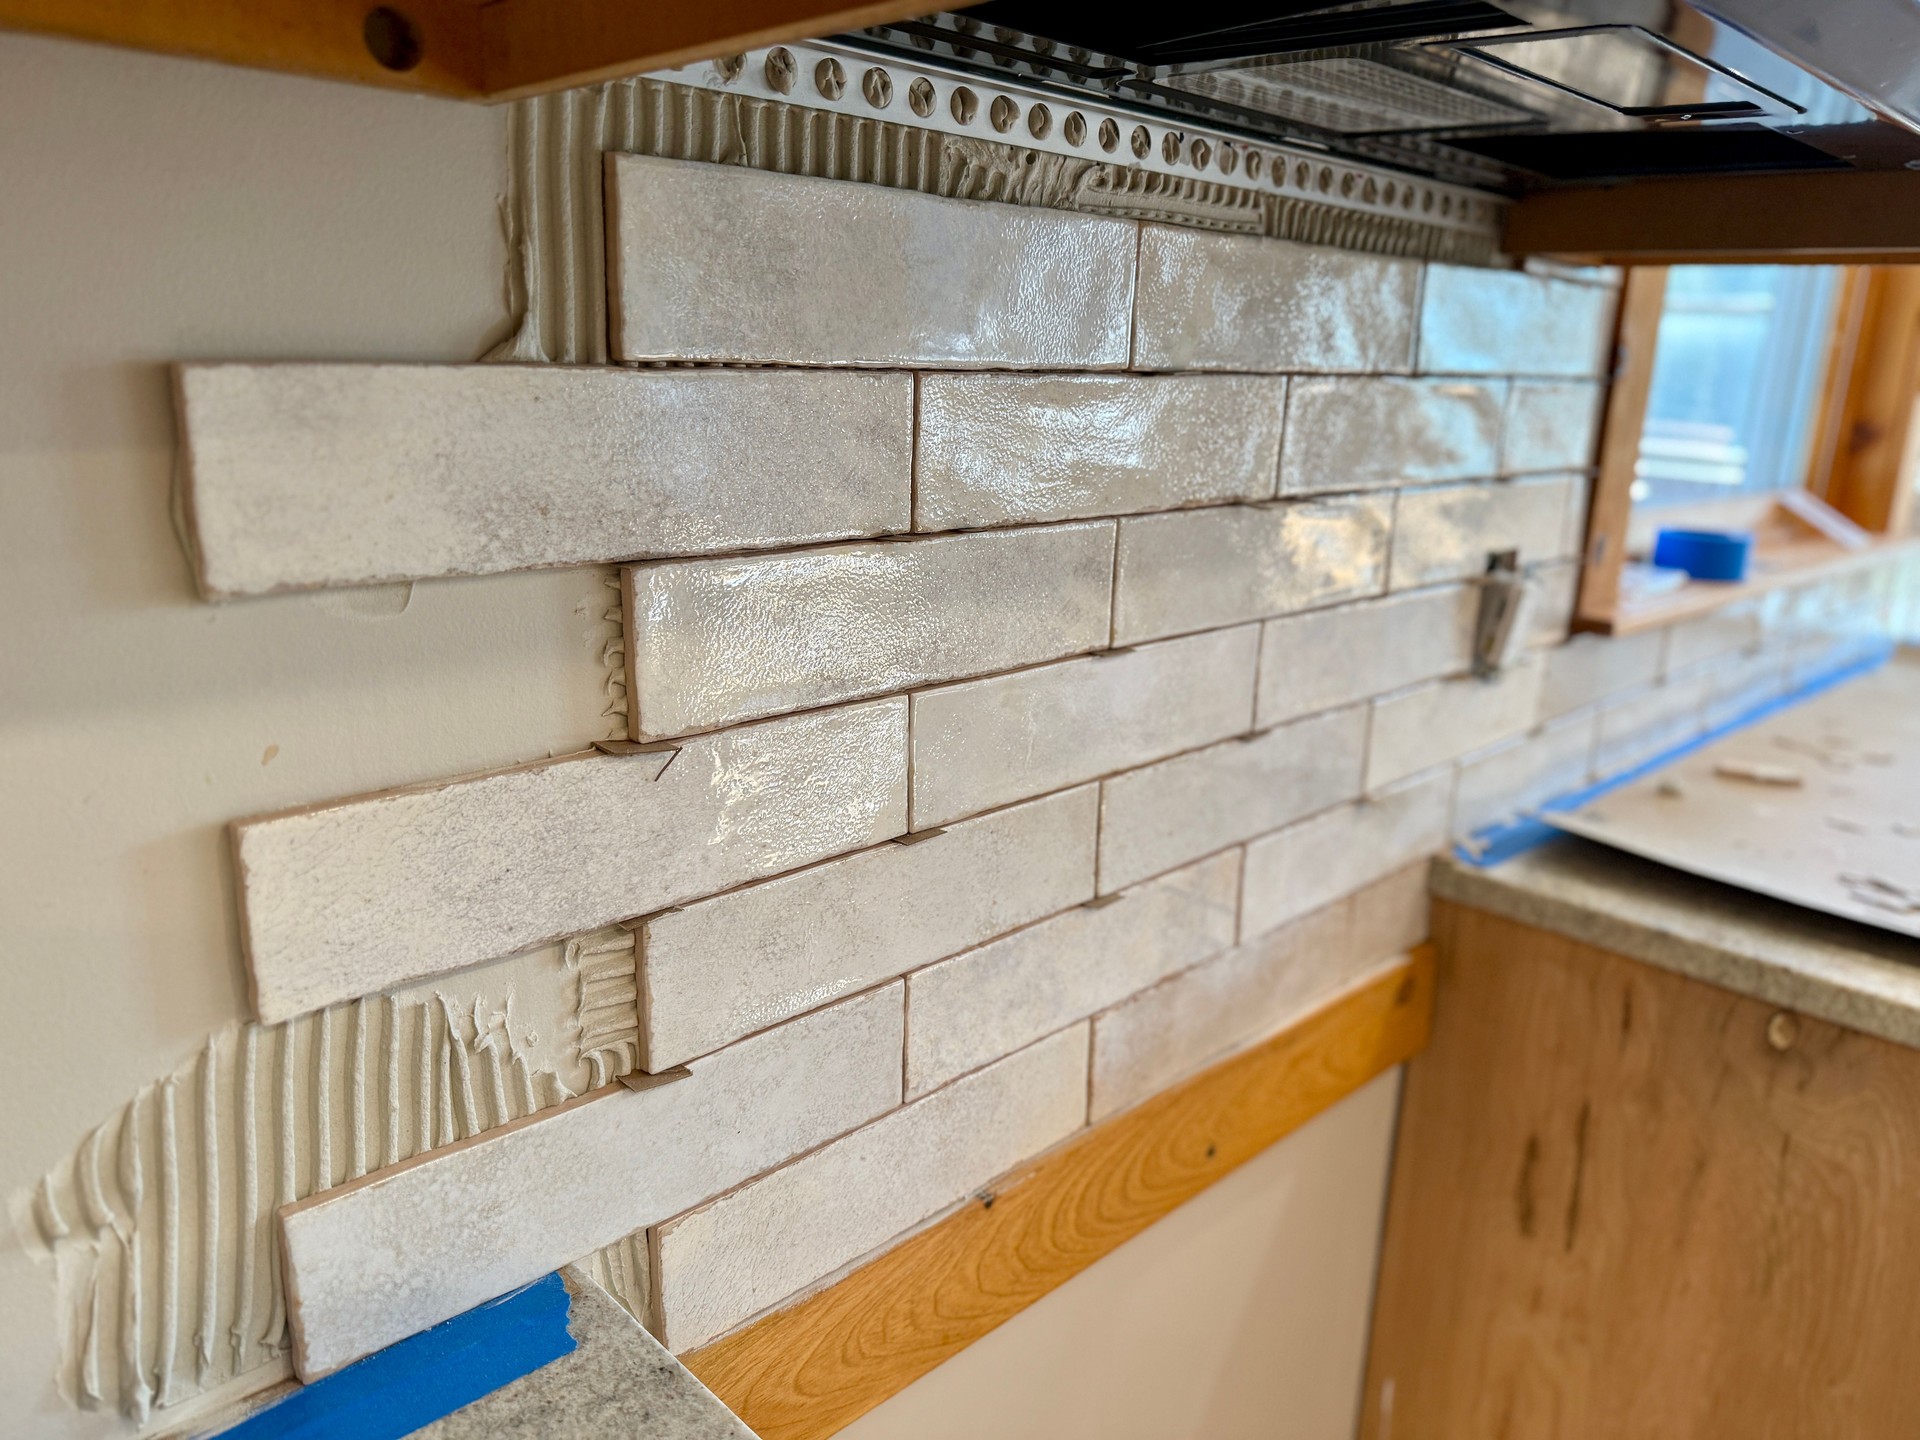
[[1240, 770, 1451, 940], [639, 787, 1096, 1070], [235, 700, 907, 1024], [1255, 586, 1476, 727], [905, 851, 1240, 1097], [654, 1024, 1087, 1353], [1098, 705, 1367, 894], [1278, 377, 1502, 493], [1367, 658, 1544, 790], [1347, 863, 1432, 965], [915, 373, 1286, 529], [1539, 629, 1667, 719], [1418, 266, 1614, 377], [174, 364, 911, 599], [1528, 561, 1580, 649], [1664, 602, 1768, 674], [1700, 645, 1790, 729], [1112, 497, 1391, 645], [1090, 902, 1372, 1121], [1133, 227, 1418, 372], [1453, 710, 1598, 836], [1502, 380, 1602, 475], [625, 523, 1115, 739], [1388, 476, 1575, 589], [281, 986, 904, 1379], [1593, 672, 1714, 775], [606, 155, 1136, 368], [910, 627, 1258, 828]]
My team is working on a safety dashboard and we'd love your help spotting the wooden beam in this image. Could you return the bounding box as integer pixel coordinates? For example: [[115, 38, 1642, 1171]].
[[685, 951, 1435, 1440], [1825, 266, 1920, 535], [1573, 267, 1667, 632], [1506, 170, 1920, 266], [0, 0, 485, 95]]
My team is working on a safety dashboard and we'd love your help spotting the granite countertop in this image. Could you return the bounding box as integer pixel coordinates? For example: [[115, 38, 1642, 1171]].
[[1431, 836, 1920, 1050]]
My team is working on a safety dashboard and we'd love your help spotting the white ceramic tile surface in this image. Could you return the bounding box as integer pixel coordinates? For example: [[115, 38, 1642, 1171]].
[[1418, 265, 1614, 377], [1502, 380, 1603, 476], [1133, 226, 1418, 373], [1240, 769, 1451, 940], [1255, 586, 1476, 728], [1593, 672, 1714, 775], [1278, 377, 1502, 494], [638, 787, 1097, 1069], [914, 373, 1287, 529], [1366, 658, 1544, 791], [280, 986, 904, 1378], [1112, 497, 1391, 646], [1664, 602, 1768, 674], [1347, 863, 1433, 965], [625, 523, 1115, 738], [1097, 705, 1368, 893], [1388, 476, 1576, 590], [909, 627, 1259, 828], [1538, 629, 1668, 720], [234, 700, 907, 1023], [606, 155, 1136, 367], [1090, 902, 1375, 1121], [174, 364, 912, 598], [1453, 710, 1599, 836], [654, 1024, 1088, 1352], [905, 850, 1240, 1097]]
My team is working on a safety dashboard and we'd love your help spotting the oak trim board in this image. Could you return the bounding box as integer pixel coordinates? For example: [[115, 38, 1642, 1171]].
[[685, 950, 1434, 1440]]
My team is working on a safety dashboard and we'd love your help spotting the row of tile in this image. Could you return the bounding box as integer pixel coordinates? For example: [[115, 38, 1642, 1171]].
[[606, 155, 1612, 378], [177, 363, 1599, 598], [622, 476, 1584, 738]]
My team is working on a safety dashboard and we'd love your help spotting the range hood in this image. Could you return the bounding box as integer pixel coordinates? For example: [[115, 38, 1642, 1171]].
[[835, 1, 1920, 193]]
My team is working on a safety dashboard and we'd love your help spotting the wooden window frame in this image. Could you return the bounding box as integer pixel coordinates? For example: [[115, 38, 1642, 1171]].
[[1574, 262, 1920, 636]]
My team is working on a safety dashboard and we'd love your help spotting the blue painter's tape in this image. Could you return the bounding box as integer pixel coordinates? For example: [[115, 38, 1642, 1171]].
[[1456, 640, 1896, 869], [217, 1271, 575, 1440]]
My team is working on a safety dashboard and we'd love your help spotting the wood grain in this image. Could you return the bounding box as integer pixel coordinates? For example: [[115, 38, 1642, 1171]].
[[1363, 902, 1920, 1439], [687, 951, 1434, 1440], [1824, 266, 1920, 535]]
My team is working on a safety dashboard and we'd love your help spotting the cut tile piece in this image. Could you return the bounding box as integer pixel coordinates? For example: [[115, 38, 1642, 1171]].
[[1539, 629, 1668, 720], [624, 524, 1115, 739], [1454, 710, 1599, 835], [910, 627, 1259, 828], [606, 155, 1136, 368], [1090, 902, 1379, 1120], [906, 851, 1240, 1097], [1255, 586, 1476, 728], [1133, 227, 1418, 373], [1418, 265, 1614, 377], [1593, 672, 1714, 775], [1388, 476, 1576, 590], [1347, 863, 1433, 965], [174, 364, 912, 599], [1240, 770, 1452, 940], [654, 1024, 1088, 1352], [1112, 497, 1391, 646], [1366, 658, 1544, 791], [281, 986, 905, 1380], [914, 373, 1287, 529], [1097, 705, 1367, 893], [638, 787, 1097, 1070], [1278, 377, 1503, 493], [1502, 380, 1603, 476], [235, 700, 907, 1023]]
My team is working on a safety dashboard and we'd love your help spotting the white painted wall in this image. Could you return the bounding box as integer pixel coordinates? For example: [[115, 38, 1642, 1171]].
[[0, 32, 612, 1430]]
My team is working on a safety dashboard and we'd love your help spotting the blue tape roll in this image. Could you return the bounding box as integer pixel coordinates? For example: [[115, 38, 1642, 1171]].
[[1651, 528, 1752, 581]]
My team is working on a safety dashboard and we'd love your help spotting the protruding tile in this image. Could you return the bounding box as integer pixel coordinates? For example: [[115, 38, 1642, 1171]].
[[910, 627, 1259, 828], [235, 700, 908, 1023], [1388, 476, 1576, 590], [654, 1024, 1088, 1352], [1112, 497, 1391, 646], [1502, 380, 1603, 476], [1418, 265, 1615, 377], [1133, 226, 1418, 373], [638, 787, 1096, 1070], [906, 851, 1240, 1098], [606, 155, 1137, 368], [281, 986, 905, 1379], [174, 364, 912, 598], [1256, 586, 1477, 728], [915, 373, 1287, 529], [1366, 658, 1544, 791], [1240, 770, 1451, 940], [1097, 705, 1367, 894], [1278, 377, 1502, 493], [624, 523, 1115, 739]]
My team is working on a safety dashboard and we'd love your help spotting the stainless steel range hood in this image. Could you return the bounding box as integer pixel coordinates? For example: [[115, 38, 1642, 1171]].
[[836, 1, 1920, 194]]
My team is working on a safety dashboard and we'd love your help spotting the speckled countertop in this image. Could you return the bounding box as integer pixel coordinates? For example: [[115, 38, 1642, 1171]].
[[1431, 836, 1920, 1050]]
